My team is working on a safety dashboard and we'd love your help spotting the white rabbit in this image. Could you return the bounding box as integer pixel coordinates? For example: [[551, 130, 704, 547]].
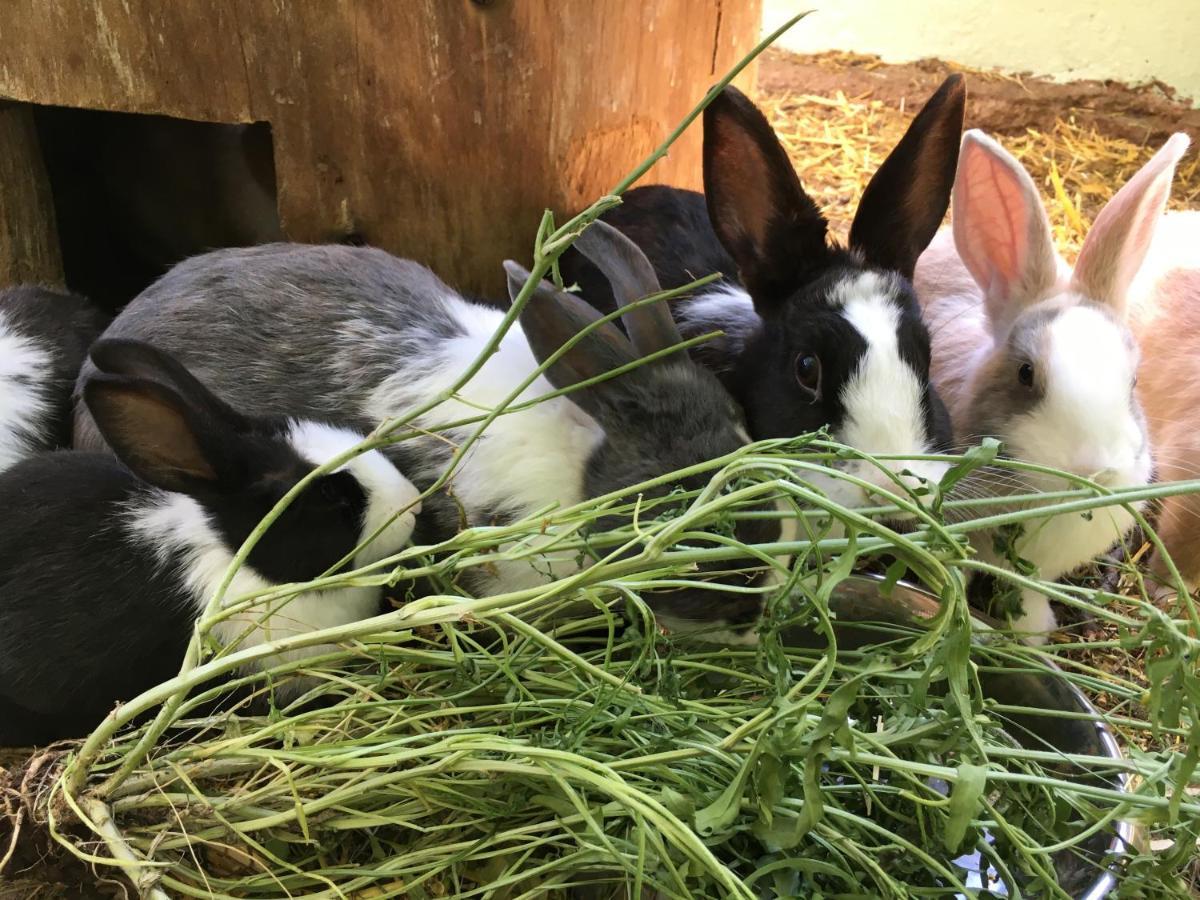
[[914, 129, 1190, 642]]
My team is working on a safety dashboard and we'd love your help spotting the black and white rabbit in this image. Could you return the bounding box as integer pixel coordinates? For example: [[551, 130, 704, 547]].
[[560, 77, 968, 511], [0, 339, 420, 746], [73, 223, 783, 632], [0, 285, 109, 472]]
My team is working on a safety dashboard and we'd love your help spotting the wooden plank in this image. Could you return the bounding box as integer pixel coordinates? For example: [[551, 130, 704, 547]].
[[0, 1, 254, 122], [0, 0, 762, 296], [0, 103, 64, 288]]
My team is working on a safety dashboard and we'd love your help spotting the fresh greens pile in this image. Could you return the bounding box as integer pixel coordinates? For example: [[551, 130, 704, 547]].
[[39, 15, 1200, 898]]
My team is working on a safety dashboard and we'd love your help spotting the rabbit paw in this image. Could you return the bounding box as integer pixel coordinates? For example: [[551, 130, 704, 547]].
[[1010, 590, 1058, 646]]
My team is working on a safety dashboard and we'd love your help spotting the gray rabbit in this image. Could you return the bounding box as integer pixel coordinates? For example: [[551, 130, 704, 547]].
[[75, 224, 782, 631]]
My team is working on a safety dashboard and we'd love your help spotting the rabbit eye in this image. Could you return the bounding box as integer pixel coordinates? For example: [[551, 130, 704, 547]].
[[1017, 362, 1035, 388], [795, 353, 822, 402]]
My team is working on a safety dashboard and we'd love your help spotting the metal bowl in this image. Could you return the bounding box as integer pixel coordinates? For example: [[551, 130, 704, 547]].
[[786, 574, 1135, 899]]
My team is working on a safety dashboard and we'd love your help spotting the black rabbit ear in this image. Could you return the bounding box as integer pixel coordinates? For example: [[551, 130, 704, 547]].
[[505, 261, 638, 419], [703, 84, 831, 312], [849, 74, 966, 279], [89, 338, 249, 431], [85, 340, 250, 495]]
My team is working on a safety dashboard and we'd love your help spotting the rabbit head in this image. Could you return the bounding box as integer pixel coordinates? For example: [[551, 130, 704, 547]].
[[85, 338, 420, 582], [507, 222, 781, 629], [696, 76, 968, 515], [950, 130, 1190, 497]]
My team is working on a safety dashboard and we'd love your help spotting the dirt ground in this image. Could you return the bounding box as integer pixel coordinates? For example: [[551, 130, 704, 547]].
[[3, 49, 1199, 898], [758, 48, 1200, 254]]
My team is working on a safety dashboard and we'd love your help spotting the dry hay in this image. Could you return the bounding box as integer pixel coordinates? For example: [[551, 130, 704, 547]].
[[761, 84, 1200, 258]]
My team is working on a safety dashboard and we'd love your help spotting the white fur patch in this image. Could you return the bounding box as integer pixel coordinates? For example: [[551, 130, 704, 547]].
[[285, 420, 422, 567], [1008, 304, 1146, 484], [364, 294, 605, 591], [1011, 588, 1057, 645], [998, 302, 1150, 581], [0, 313, 54, 473], [123, 430, 420, 696], [671, 286, 763, 374], [681, 285, 753, 328], [815, 274, 948, 510]]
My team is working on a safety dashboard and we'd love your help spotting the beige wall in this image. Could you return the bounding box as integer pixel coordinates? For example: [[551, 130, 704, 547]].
[[765, 0, 1200, 104]]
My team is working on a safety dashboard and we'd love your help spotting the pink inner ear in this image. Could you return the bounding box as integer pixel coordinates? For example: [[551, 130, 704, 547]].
[[951, 132, 1056, 331], [1073, 133, 1191, 315]]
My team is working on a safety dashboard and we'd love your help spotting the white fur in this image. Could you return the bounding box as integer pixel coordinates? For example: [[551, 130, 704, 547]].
[[124, 432, 419, 693], [0, 314, 55, 473], [365, 294, 605, 591], [675, 285, 762, 369], [988, 304, 1150, 641], [970, 303, 1149, 592], [685, 284, 757, 320], [684, 276, 946, 515], [1007, 304, 1147, 487], [814, 274, 948, 511], [285, 420, 422, 567]]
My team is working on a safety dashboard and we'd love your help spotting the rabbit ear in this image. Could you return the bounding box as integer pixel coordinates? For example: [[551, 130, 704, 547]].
[[850, 74, 966, 279], [505, 261, 639, 419], [89, 338, 248, 428], [84, 339, 251, 496], [1072, 133, 1191, 317], [703, 84, 832, 312], [572, 219, 682, 356], [951, 129, 1059, 335]]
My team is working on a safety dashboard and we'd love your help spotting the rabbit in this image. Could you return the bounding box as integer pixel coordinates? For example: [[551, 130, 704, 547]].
[[0, 338, 421, 746], [913, 128, 1191, 642], [72, 223, 784, 635], [1125, 210, 1200, 598], [0, 285, 110, 473], [558, 76, 969, 516]]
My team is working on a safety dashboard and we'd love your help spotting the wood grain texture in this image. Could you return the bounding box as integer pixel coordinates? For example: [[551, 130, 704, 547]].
[[0, 103, 64, 288], [0, 0, 761, 296]]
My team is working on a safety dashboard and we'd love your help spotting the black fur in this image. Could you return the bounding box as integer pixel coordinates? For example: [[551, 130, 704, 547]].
[[0, 340, 380, 746], [561, 186, 738, 318], [0, 455, 190, 745], [0, 285, 110, 453], [559, 77, 966, 453]]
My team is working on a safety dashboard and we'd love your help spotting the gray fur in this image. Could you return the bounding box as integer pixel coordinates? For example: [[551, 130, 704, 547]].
[[74, 244, 476, 550], [75, 242, 774, 616]]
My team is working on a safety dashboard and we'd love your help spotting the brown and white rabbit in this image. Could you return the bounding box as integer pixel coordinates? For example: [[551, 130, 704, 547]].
[[913, 129, 1190, 642], [1127, 210, 1200, 597]]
